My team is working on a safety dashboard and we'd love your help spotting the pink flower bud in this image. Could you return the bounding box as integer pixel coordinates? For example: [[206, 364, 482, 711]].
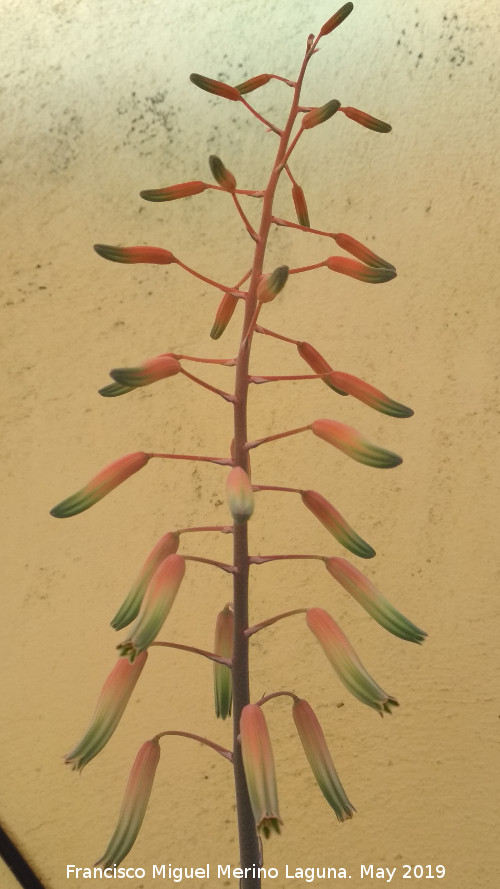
[[302, 99, 341, 130], [240, 704, 282, 838], [50, 452, 150, 518], [296, 341, 347, 395], [140, 180, 209, 202], [226, 466, 254, 524], [111, 532, 180, 630], [301, 489, 375, 559], [93, 244, 176, 264], [340, 106, 392, 133], [209, 155, 237, 191], [292, 183, 310, 228], [118, 555, 185, 661], [306, 608, 398, 714], [292, 698, 355, 821], [235, 73, 271, 94], [332, 232, 395, 271], [210, 292, 239, 339], [110, 355, 181, 389], [325, 255, 396, 283], [256, 266, 289, 303], [96, 738, 160, 867], [190, 73, 241, 101], [319, 3, 354, 37], [213, 605, 233, 719], [65, 652, 148, 771], [325, 558, 426, 643], [326, 371, 413, 418], [311, 419, 402, 468]]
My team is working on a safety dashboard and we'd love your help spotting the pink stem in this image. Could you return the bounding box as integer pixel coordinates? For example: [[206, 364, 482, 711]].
[[245, 423, 311, 451], [254, 325, 299, 345], [238, 96, 282, 135], [180, 368, 235, 402], [175, 257, 247, 296], [232, 193, 259, 242], [148, 452, 232, 466], [172, 354, 236, 366], [257, 690, 298, 706], [154, 730, 232, 762], [245, 608, 307, 637], [251, 483, 302, 494], [151, 640, 232, 667], [249, 372, 332, 384], [184, 555, 237, 574], [177, 525, 233, 534], [249, 553, 323, 565]]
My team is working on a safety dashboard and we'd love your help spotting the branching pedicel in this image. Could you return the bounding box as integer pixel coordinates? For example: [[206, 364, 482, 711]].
[[51, 5, 425, 885]]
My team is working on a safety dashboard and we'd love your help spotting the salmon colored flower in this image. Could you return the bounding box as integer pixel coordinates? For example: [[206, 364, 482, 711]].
[[292, 183, 310, 227], [235, 73, 271, 94], [324, 557, 426, 643], [340, 106, 392, 133], [311, 419, 402, 468], [256, 266, 289, 303], [109, 355, 181, 390], [190, 73, 241, 101], [296, 341, 347, 395], [306, 608, 398, 714], [240, 704, 282, 838], [93, 244, 176, 264], [118, 555, 185, 661], [327, 371, 413, 418], [140, 180, 209, 202], [319, 3, 354, 37], [95, 738, 160, 867], [332, 233, 395, 271], [213, 605, 233, 719], [226, 466, 254, 524], [50, 452, 151, 518], [325, 255, 396, 282], [301, 489, 375, 559], [111, 532, 180, 630], [65, 652, 148, 771], [302, 100, 341, 129], [209, 155, 237, 191], [210, 292, 239, 339], [292, 698, 355, 821]]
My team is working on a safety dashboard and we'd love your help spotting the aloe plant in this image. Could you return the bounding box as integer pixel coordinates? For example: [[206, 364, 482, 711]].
[[52, 4, 424, 886]]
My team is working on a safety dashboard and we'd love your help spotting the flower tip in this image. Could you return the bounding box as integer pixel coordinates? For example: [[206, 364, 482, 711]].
[[226, 466, 254, 524]]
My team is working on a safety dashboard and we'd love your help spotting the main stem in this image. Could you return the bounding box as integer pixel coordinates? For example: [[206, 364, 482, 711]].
[[231, 45, 313, 889]]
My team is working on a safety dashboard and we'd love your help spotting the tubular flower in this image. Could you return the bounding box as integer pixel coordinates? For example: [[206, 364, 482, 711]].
[[213, 605, 233, 719], [327, 371, 413, 418], [140, 180, 209, 202], [306, 608, 399, 714], [292, 183, 310, 227], [332, 232, 395, 271], [118, 555, 185, 662], [256, 265, 289, 303], [302, 99, 341, 129], [209, 155, 237, 191], [240, 704, 282, 838], [210, 292, 239, 339], [319, 3, 354, 36], [50, 452, 151, 518], [95, 738, 160, 868], [292, 698, 355, 821], [325, 255, 396, 283], [311, 419, 402, 468], [93, 244, 176, 264], [190, 73, 241, 101], [109, 355, 182, 390], [65, 652, 148, 771], [325, 557, 426, 643], [340, 106, 392, 133], [235, 73, 271, 94], [296, 341, 347, 395], [111, 532, 180, 630], [226, 466, 254, 524], [301, 489, 375, 559]]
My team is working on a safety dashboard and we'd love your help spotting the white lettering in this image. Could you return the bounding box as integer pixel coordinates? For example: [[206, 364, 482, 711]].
[[153, 865, 165, 879], [218, 864, 231, 878], [361, 865, 374, 878], [386, 867, 397, 883]]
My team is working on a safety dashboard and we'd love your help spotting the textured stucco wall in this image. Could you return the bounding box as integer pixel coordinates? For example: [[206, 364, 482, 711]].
[[2, 1, 499, 888]]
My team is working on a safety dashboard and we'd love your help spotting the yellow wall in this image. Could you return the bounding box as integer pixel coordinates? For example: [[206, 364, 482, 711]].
[[2, 1, 498, 887]]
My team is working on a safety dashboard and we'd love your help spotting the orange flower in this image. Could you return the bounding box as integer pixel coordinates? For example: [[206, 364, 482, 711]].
[[325, 255, 396, 282], [301, 489, 374, 558], [118, 555, 185, 661], [190, 73, 241, 101], [240, 704, 282, 838], [209, 155, 237, 191], [111, 532, 180, 630], [93, 244, 176, 264], [302, 100, 341, 130], [110, 355, 181, 390], [326, 371, 413, 418], [292, 183, 310, 228], [256, 266, 289, 303], [235, 74, 271, 94], [140, 180, 209, 202], [213, 605, 233, 719], [332, 232, 395, 271], [210, 292, 239, 339], [296, 341, 347, 395], [50, 452, 150, 518], [226, 466, 254, 524], [311, 418, 402, 468], [319, 3, 354, 37], [340, 106, 392, 133]]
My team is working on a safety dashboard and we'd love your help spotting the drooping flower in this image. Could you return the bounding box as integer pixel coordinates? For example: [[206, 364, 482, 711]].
[[319, 3, 354, 37], [292, 183, 310, 228], [95, 738, 160, 867], [109, 355, 181, 390], [340, 106, 392, 133], [235, 73, 271, 94], [210, 292, 239, 339], [332, 232, 395, 271], [296, 341, 347, 395], [65, 652, 148, 771], [301, 489, 375, 559], [256, 266, 289, 303], [226, 466, 254, 524], [93, 244, 176, 264], [50, 452, 151, 518], [292, 698, 355, 821], [326, 372, 413, 418], [111, 532, 180, 630], [325, 255, 396, 283], [190, 73, 241, 101], [306, 608, 398, 714], [240, 704, 282, 838], [140, 180, 209, 202], [209, 155, 237, 191], [324, 557, 426, 643], [302, 99, 341, 130], [213, 605, 233, 719], [118, 555, 185, 662], [311, 419, 402, 468]]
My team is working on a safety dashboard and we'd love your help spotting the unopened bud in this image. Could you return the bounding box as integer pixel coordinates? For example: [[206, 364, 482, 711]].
[[256, 266, 289, 303], [333, 233, 395, 271], [190, 73, 241, 101], [209, 155, 236, 191], [340, 106, 392, 133], [94, 244, 176, 265], [302, 100, 341, 130], [235, 74, 271, 95], [140, 181, 209, 202], [319, 3, 354, 37], [292, 183, 310, 228], [325, 256, 396, 283], [226, 467, 254, 524]]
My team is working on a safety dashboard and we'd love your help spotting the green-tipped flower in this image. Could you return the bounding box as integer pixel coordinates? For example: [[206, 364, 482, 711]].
[[333, 232, 395, 271], [302, 100, 341, 130], [111, 532, 180, 630], [213, 605, 233, 719], [292, 183, 310, 227], [256, 266, 289, 303], [319, 3, 354, 37], [296, 341, 347, 395], [96, 738, 160, 867], [292, 698, 355, 821], [65, 652, 148, 771], [340, 106, 392, 133], [210, 292, 239, 339], [50, 452, 150, 518], [98, 381, 134, 398], [118, 554, 185, 661], [235, 73, 271, 94], [311, 419, 402, 468], [325, 255, 396, 282], [226, 466, 254, 524], [326, 371, 413, 418], [140, 180, 209, 202], [93, 244, 176, 264], [190, 73, 241, 101], [110, 355, 181, 390], [325, 557, 426, 643], [209, 155, 237, 191], [240, 704, 282, 838], [307, 608, 399, 714], [301, 489, 375, 559]]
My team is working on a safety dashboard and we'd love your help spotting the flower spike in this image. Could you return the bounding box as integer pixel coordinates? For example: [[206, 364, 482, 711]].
[[213, 605, 233, 719], [110, 355, 181, 390], [94, 244, 176, 265], [95, 738, 160, 867], [65, 652, 148, 771], [111, 532, 180, 630], [319, 3, 354, 37], [140, 180, 209, 202], [311, 419, 402, 468], [307, 608, 398, 714], [118, 554, 185, 661], [326, 255, 396, 283], [340, 106, 392, 133], [301, 489, 375, 559], [50, 452, 151, 518], [240, 704, 282, 838], [190, 73, 241, 101]]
